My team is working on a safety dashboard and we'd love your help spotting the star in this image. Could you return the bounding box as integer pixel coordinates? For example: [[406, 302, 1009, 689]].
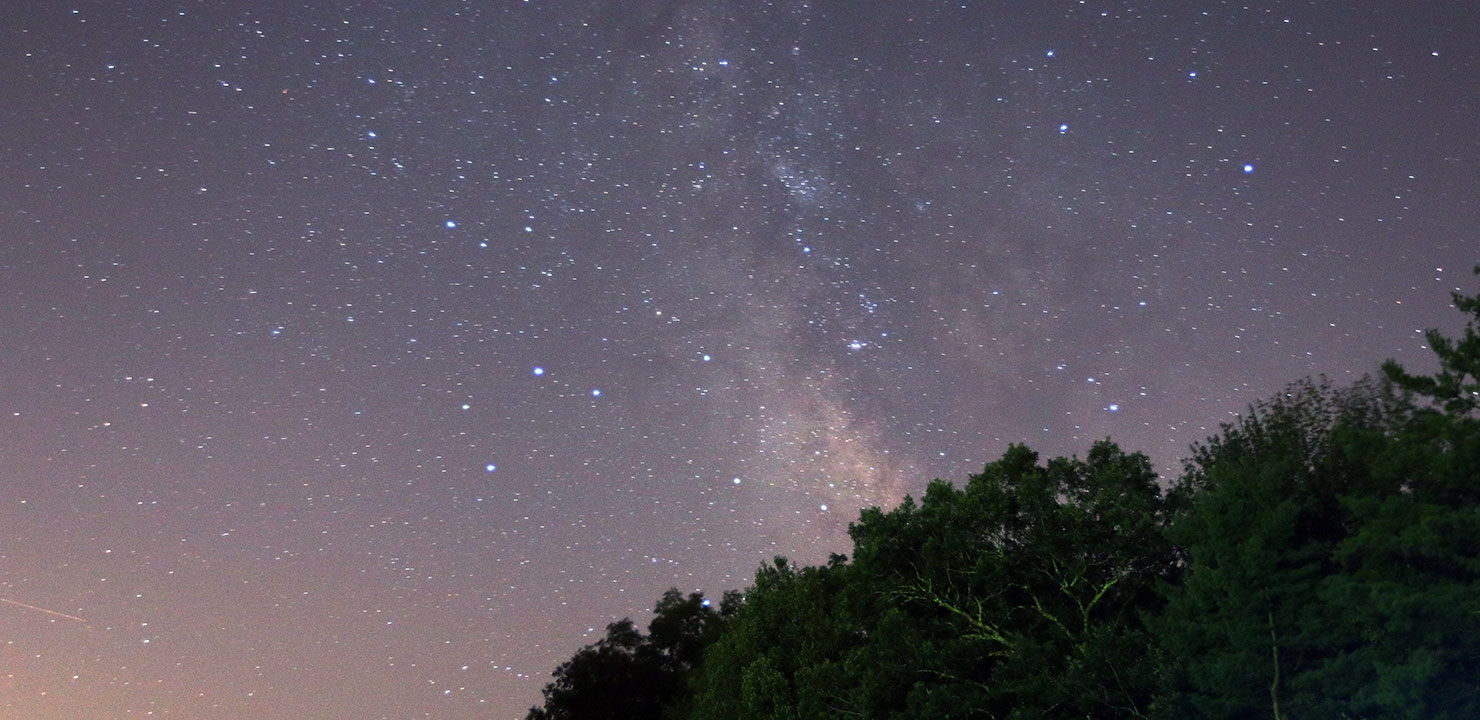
[[5, 3, 1467, 718]]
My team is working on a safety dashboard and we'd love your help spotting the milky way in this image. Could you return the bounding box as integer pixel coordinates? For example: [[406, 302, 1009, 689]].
[[3, 1, 1477, 717]]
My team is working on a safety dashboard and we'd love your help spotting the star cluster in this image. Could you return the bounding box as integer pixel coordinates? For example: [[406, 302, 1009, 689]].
[[2, 1, 1476, 718]]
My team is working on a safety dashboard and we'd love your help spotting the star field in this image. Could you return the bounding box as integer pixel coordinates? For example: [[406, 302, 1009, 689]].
[[2, 1, 1477, 718]]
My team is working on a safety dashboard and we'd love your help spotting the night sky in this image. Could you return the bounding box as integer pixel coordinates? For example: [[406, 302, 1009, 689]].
[[3, 1, 1477, 717]]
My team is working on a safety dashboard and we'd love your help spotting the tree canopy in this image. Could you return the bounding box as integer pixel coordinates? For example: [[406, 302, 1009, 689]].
[[525, 588, 736, 720], [525, 265, 1480, 719]]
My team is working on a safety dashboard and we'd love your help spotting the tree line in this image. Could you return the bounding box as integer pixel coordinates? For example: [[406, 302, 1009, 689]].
[[526, 267, 1480, 719]]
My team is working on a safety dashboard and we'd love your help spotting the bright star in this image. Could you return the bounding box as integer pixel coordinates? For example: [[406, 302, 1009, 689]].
[[532, 366, 544, 376], [485, 464, 497, 472]]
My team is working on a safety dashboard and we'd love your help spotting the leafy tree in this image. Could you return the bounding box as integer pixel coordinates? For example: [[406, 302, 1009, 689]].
[[1383, 264, 1480, 417], [526, 588, 733, 720], [525, 266, 1480, 718], [689, 555, 861, 720], [525, 618, 671, 720], [1319, 424, 1480, 719], [647, 587, 734, 670], [1157, 262, 1480, 719], [846, 441, 1176, 719], [1153, 377, 1405, 718], [690, 441, 1177, 720], [1324, 263, 1480, 717]]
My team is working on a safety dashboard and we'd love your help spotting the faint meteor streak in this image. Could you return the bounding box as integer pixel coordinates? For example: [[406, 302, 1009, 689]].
[[1, 597, 89, 624]]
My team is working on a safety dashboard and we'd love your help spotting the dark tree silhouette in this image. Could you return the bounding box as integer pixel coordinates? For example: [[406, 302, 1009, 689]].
[[1153, 377, 1408, 718], [525, 589, 734, 720], [1383, 264, 1480, 417], [1156, 267, 1480, 718], [690, 441, 1177, 719], [525, 263, 1480, 720]]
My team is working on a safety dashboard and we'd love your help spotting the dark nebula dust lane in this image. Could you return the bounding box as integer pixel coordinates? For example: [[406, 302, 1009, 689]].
[[2, 1, 1476, 717]]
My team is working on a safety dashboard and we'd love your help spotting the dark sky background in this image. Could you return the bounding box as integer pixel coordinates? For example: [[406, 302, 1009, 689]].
[[2, 1, 1476, 717]]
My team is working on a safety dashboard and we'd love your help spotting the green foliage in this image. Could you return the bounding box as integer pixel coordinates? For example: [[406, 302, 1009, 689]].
[[1153, 378, 1403, 718], [689, 441, 1177, 720], [1157, 371, 1480, 717], [1383, 264, 1480, 417], [845, 441, 1176, 719], [689, 555, 861, 720], [528, 266, 1480, 720], [1338, 268, 1480, 717]]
